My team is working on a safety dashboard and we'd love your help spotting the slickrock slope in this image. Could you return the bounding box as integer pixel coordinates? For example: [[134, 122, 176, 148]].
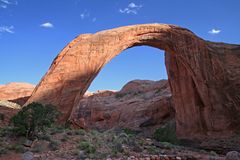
[[71, 80, 174, 133], [0, 83, 35, 105], [26, 23, 240, 139]]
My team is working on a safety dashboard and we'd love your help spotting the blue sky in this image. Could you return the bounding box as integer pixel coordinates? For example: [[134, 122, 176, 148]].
[[0, 0, 239, 91]]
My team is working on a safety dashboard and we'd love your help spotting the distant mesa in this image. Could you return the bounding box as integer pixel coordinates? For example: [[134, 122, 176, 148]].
[[0, 82, 35, 105]]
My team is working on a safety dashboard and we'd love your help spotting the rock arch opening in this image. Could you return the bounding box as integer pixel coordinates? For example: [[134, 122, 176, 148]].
[[26, 24, 240, 140], [88, 46, 167, 92], [74, 46, 172, 132]]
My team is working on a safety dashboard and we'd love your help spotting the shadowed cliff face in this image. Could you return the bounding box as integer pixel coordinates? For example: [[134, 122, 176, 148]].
[[25, 23, 240, 139]]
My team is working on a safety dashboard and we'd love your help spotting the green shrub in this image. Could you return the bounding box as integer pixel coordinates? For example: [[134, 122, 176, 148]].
[[78, 141, 96, 154], [115, 93, 125, 98], [123, 128, 136, 136], [0, 127, 11, 137], [31, 143, 46, 153], [74, 129, 85, 135], [10, 102, 60, 139], [48, 140, 60, 151], [50, 125, 65, 135], [61, 136, 68, 142], [113, 142, 123, 153], [147, 146, 158, 154], [0, 148, 7, 155], [39, 133, 51, 141], [8, 144, 25, 153], [153, 121, 179, 144]]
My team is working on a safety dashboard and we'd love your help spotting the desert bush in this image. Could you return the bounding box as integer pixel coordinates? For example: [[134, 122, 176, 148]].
[[7, 144, 25, 153], [61, 135, 69, 142], [78, 141, 96, 154], [153, 121, 179, 144], [0, 127, 14, 137], [74, 129, 86, 135], [115, 93, 125, 98], [0, 148, 7, 155], [48, 140, 60, 151], [31, 143, 46, 153], [38, 133, 51, 141], [10, 102, 60, 139], [123, 128, 137, 136], [147, 146, 158, 154], [50, 125, 65, 135]]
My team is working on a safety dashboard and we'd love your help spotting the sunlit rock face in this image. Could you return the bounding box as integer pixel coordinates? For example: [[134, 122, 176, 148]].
[[26, 23, 240, 139]]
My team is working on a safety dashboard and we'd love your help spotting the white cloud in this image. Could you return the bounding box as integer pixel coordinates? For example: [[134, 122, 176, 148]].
[[1, 0, 11, 4], [40, 22, 54, 28], [208, 29, 221, 35], [0, 4, 7, 8], [80, 11, 96, 23], [0, 0, 17, 5], [0, 25, 14, 34], [80, 11, 90, 19], [128, 2, 140, 8], [119, 2, 142, 15], [80, 13, 85, 19], [0, 0, 17, 9]]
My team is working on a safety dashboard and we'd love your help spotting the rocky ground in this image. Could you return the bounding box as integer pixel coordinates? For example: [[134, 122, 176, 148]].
[[0, 126, 226, 160], [0, 80, 239, 159]]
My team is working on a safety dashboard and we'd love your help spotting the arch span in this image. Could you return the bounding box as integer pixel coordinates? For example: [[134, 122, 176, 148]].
[[26, 24, 240, 139]]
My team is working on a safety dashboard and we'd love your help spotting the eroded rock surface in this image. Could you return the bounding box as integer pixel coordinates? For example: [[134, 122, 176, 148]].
[[0, 83, 35, 105], [71, 80, 174, 134], [26, 23, 240, 139], [0, 103, 20, 127]]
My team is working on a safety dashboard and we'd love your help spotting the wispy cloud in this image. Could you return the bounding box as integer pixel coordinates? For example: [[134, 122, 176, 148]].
[[0, 0, 17, 8], [119, 2, 142, 15], [1, 0, 11, 4], [40, 22, 54, 28], [80, 11, 96, 23], [0, 4, 7, 8], [80, 11, 90, 19], [0, 25, 14, 34], [208, 29, 221, 35]]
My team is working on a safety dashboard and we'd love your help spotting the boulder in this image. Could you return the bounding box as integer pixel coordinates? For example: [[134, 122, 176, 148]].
[[226, 151, 240, 160]]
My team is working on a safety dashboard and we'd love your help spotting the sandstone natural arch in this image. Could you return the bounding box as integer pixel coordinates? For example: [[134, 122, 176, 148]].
[[26, 24, 240, 139]]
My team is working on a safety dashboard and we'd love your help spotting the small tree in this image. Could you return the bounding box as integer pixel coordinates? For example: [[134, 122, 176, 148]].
[[153, 121, 179, 144], [11, 102, 60, 139]]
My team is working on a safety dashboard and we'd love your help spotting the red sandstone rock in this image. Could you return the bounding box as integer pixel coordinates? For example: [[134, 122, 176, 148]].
[[0, 104, 19, 127], [25, 24, 240, 140], [71, 80, 174, 133], [0, 83, 35, 105]]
